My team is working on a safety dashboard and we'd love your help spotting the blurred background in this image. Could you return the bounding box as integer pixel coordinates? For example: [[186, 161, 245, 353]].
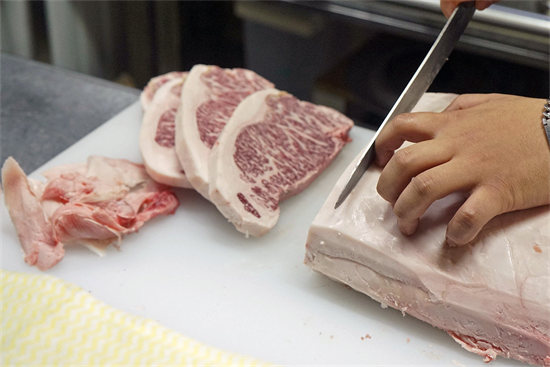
[[2, 0, 549, 129]]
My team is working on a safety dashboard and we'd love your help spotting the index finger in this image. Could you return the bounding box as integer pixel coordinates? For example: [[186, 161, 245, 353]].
[[375, 112, 444, 167]]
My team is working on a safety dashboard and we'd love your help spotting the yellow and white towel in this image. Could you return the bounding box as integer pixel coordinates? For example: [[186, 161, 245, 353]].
[[1, 269, 270, 366]]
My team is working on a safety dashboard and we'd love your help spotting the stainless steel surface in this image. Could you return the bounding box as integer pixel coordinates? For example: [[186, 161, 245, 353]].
[[283, 0, 549, 69], [334, 2, 475, 209], [401, 0, 548, 33]]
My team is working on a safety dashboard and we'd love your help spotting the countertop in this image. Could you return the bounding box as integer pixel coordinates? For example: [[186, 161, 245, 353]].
[[0, 92, 527, 366], [0, 53, 140, 175]]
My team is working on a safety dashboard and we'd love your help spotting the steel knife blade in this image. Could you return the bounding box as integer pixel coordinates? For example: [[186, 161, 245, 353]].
[[334, 2, 475, 209]]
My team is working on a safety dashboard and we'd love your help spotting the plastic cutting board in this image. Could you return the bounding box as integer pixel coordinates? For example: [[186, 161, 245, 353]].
[[1, 100, 524, 366]]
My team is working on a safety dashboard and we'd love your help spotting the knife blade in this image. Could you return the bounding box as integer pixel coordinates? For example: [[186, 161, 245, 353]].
[[334, 2, 475, 209]]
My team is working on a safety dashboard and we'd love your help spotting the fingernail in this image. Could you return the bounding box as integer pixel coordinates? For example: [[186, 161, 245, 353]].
[[446, 239, 457, 247], [446, 235, 461, 247], [399, 219, 419, 236]]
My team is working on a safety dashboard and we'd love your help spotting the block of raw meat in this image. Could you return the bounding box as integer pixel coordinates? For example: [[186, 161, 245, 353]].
[[305, 93, 550, 366], [1, 156, 180, 270], [140, 74, 192, 188], [175, 64, 274, 199], [140, 71, 186, 111], [209, 88, 354, 237]]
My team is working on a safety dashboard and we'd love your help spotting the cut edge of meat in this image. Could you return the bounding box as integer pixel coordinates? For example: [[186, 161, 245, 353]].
[[176, 64, 213, 199], [140, 91, 151, 112], [209, 88, 353, 237], [143, 162, 189, 189], [140, 76, 193, 188], [304, 242, 550, 367], [140, 71, 186, 111]]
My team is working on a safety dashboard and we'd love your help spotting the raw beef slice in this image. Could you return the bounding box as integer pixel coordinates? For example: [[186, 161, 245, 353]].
[[2, 156, 180, 270], [305, 93, 550, 366], [209, 88, 354, 237], [140, 71, 186, 111], [140, 74, 193, 188], [2, 158, 64, 270], [175, 64, 274, 199]]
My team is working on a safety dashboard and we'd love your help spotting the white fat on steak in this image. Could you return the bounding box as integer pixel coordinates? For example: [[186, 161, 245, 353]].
[[140, 74, 192, 188], [305, 93, 550, 366], [209, 88, 354, 237], [140, 71, 186, 111], [175, 64, 274, 199]]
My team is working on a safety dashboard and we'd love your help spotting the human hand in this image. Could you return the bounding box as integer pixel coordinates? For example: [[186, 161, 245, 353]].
[[440, 0, 500, 17], [375, 94, 550, 246]]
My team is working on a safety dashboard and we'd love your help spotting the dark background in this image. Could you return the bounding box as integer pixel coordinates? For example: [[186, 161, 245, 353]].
[[3, 1, 549, 129]]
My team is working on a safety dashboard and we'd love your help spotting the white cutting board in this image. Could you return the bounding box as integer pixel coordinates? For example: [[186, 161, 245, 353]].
[[1, 102, 524, 366]]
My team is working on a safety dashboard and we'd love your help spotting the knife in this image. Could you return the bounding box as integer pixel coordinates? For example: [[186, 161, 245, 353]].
[[334, 2, 476, 209]]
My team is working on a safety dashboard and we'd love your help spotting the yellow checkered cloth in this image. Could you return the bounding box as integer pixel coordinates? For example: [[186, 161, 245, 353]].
[[1, 269, 270, 366]]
